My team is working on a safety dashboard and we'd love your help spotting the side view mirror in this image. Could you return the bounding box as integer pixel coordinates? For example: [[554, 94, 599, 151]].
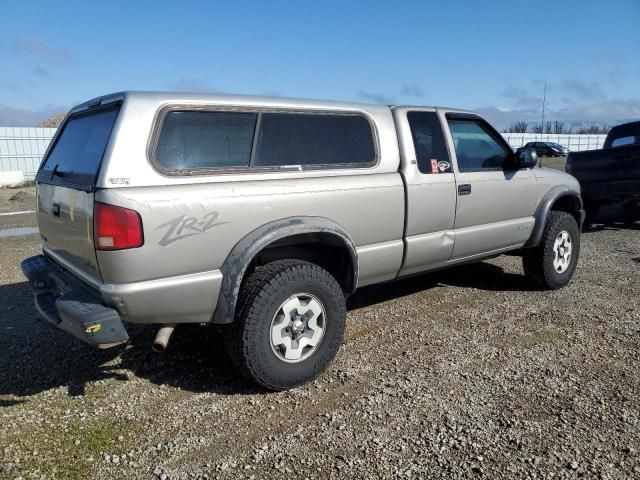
[[516, 147, 538, 169]]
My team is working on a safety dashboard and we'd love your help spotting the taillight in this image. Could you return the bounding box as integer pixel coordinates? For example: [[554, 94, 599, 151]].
[[94, 202, 143, 250]]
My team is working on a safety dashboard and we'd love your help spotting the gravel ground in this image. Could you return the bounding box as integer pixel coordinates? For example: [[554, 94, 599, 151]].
[[0, 190, 638, 480], [539, 156, 567, 171], [0, 186, 36, 214]]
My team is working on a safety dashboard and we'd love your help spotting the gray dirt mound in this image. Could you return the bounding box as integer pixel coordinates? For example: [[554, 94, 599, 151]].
[[8, 191, 35, 202]]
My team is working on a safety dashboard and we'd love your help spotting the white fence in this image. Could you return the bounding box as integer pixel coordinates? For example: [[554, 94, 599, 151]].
[[501, 133, 606, 152], [0, 127, 57, 180], [0, 127, 608, 182]]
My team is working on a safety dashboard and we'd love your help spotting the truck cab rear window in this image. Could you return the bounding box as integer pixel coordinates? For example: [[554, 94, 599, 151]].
[[37, 107, 119, 189], [610, 136, 636, 148], [153, 110, 375, 173], [407, 111, 451, 174]]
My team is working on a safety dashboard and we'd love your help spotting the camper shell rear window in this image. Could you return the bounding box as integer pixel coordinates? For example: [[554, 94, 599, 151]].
[[37, 105, 120, 191]]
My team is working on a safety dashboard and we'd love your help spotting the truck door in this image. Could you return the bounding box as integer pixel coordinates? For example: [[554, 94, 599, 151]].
[[441, 111, 537, 260], [393, 108, 457, 276]]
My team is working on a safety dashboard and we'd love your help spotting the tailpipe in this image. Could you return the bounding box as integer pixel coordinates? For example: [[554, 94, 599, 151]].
[[153, 324, 176, 352]]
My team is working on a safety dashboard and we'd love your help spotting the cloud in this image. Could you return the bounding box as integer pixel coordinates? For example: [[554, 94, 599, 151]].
[[171, 77, 221, 93], [400, 83, 425, 98], [6, 83, 27, 93], [474, 106, 538, 130], [14, 37, 74, 65], [358, 83, 425, 104], [32, 66, 50, 78], [500, 87, 541, 108], [560, 79, 605, 101], [485, 77, 639, 129], [556, 99, 640, 123], [357, 90, 396, 104], [476, 98, 640, 130], [602, 70, 630, 87], [500, 79, 607, 108], [0, 104, 67, 127]]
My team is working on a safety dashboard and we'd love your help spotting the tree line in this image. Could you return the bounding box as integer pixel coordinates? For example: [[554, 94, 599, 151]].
[[503, 121, 610, 134]]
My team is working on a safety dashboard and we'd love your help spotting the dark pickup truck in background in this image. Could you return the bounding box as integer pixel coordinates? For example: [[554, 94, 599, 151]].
[[566, 120, 640, 225]]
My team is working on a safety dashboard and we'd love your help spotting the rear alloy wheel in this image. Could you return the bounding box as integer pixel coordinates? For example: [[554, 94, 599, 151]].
[[523, 211, 580, 289], [227, 260, 346, 391]]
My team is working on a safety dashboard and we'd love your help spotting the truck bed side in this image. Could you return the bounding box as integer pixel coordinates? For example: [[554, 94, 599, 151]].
[[566, 144, 640, 204]]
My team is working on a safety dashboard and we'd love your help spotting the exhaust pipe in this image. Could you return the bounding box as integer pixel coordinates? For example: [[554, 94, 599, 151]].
[[153, 324, 176, 352]]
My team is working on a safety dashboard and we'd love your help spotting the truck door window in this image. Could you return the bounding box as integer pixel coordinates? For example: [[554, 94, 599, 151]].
[[407, 111, 451, 173], [447, 119, 511, 172]]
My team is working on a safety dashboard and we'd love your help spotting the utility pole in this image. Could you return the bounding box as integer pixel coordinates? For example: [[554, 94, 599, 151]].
[[540, 79, 547, 140]]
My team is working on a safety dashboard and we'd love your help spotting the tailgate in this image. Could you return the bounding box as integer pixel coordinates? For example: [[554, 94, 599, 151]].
[[37, 184, 101, 282], [35, 105, 120, 284]]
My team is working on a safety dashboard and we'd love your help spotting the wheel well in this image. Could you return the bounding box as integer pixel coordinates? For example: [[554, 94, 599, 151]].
[[550, 195, 582, 224], [244, 232, 356, 294]]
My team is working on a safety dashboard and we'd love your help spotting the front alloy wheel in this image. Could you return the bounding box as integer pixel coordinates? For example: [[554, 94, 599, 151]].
[[552, 230, 573, 273]]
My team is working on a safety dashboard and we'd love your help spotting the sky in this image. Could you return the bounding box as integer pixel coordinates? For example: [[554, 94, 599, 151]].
[[1, 0, 639, 129]]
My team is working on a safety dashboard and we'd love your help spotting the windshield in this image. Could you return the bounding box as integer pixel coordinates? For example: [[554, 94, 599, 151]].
[[37, 106, 120, 190]]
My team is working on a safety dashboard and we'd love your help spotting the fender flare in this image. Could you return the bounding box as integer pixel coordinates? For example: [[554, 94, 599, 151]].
[[524, 186, 584, 248], [212, 216, 358, 324]]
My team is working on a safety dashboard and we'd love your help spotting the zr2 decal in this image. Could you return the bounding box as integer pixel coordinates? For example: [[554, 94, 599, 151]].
[[157, 212, 227, 246]]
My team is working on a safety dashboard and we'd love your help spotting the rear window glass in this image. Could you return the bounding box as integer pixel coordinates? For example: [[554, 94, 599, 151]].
[[155, 111, 257, 171], [38, 107, 119, 188], [610, 135, 636, 148], [254, 113, 375, 167]]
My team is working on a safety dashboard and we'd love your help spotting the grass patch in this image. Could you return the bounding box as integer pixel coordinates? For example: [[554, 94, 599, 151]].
[[4, 419, 141, 480], [66, 422, 131, 455]]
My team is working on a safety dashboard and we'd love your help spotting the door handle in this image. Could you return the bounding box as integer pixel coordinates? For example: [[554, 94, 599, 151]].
[[458, 184, 472, 195], [52, 203, 60, 217]]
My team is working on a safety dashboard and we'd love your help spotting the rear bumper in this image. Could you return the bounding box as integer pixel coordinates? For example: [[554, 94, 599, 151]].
[[21, 255, 129, 348], [26, 250, 225, 327]]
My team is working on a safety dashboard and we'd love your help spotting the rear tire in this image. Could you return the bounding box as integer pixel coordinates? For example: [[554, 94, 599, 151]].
[[226, 260, 346, 391], [523, 211, 580, 290]]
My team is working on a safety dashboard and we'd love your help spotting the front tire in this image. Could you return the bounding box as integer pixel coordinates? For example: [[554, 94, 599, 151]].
[[227, 260, 346, 391], [523, 211, 580, 289]]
